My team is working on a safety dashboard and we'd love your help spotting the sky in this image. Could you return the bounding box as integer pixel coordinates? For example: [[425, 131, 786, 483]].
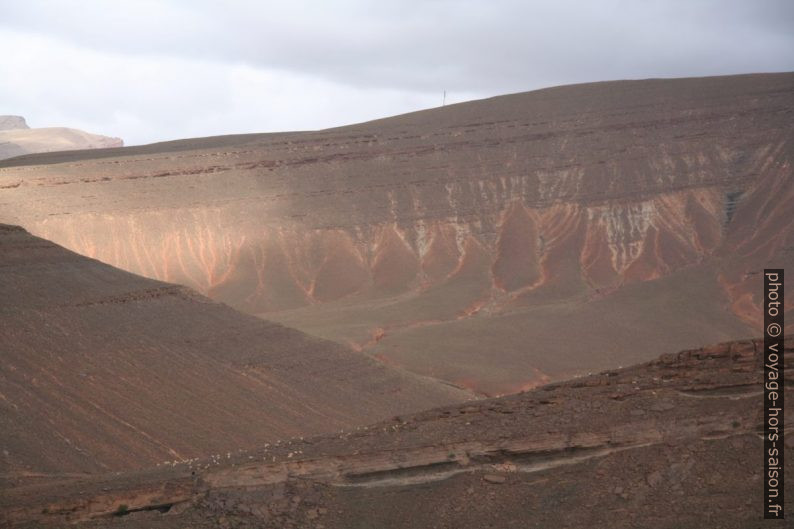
[[0, 0, 792, 146]]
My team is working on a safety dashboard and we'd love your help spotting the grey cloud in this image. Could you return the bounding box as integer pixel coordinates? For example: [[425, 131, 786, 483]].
[[2, 0, 792, 93], [0, 0, 791, 144]]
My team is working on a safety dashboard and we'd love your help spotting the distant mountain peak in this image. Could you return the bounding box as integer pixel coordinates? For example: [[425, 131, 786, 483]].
[[0, 117, 123, 160], [0, 115, 29, 130]]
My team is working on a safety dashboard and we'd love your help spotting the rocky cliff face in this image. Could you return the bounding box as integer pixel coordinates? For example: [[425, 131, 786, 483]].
[[0, 73, 791, 393], [0, 115, 29, 130]]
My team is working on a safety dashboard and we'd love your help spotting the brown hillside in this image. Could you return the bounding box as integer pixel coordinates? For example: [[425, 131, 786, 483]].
[[3, 337, 790, 528], [0, 73, 791, 394], [0, 225, 469, 476]]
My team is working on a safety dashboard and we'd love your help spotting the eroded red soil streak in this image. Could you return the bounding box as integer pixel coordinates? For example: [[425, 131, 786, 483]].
[[0, 226, 471, 476], [1, 73, 791, 393]]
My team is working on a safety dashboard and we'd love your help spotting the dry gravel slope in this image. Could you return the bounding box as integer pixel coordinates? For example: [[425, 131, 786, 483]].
[[0, 225, 470, 476], [3, 337, 790, 528]]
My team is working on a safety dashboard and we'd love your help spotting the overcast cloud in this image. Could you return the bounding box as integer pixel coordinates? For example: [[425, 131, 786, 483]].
[[0, 0, 792, 145]]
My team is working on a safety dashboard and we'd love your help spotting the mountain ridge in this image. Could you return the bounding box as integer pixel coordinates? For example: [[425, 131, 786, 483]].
[[0, 72, 791, 394], [0, 116, 123, 161]]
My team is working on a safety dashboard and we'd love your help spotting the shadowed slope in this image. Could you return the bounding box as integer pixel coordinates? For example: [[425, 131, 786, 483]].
[[0, 73, 791, 393], [0, 225, 469, 476], [3, 337, 790, 528]]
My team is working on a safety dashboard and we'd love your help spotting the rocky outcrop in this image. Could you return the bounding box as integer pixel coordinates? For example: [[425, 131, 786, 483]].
[[3, 337, 790, 528], [0, 73, 791, 393], [0, 115, 28, 130]]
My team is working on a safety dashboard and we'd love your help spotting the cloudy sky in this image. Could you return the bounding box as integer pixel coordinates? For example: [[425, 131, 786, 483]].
[[1, 0, 792, 145]]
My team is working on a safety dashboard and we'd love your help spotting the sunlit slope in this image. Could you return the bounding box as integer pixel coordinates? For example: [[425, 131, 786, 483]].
[[0, 72, 791, 393]]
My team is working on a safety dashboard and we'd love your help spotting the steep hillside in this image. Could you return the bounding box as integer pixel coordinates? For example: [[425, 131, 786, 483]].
[[0, 73, 791, 393], [3, 337, 791, 528], [0, 225, 469, 476]]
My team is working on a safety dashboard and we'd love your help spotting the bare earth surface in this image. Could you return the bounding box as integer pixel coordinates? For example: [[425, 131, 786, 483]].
[[0, 225, 469, 477], [0, 116, 122, 161], [2, 337, 790, 528], [0, 73, 791, 394]]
